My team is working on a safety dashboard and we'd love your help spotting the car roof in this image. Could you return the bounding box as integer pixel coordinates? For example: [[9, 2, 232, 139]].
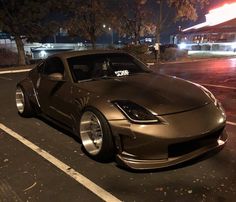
[[50, 49, 129, 59]]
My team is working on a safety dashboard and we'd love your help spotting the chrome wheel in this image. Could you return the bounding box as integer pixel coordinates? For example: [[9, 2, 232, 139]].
[[80, 111, 103, 155], [16, 87, 25, 114]]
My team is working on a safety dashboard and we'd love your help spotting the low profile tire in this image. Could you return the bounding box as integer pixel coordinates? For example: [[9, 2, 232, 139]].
[[15, 85, 34, 117], [79, 108, 115, 162]]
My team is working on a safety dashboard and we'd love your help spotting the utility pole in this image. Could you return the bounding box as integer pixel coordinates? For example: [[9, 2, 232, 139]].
[[109, 27, 113, 45], [155, 0, 163, 66], [53, 34, 57, 43]]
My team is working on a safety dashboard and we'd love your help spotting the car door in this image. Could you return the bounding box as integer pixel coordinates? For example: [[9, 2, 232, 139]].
[[37, 57, 74, 127]]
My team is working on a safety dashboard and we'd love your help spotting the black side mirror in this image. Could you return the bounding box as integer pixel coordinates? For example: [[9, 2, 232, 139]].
[[48, 73, 65, 81]]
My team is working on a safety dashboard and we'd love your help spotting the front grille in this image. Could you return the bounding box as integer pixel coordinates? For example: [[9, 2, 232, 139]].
[[168, 128, 224, 158]]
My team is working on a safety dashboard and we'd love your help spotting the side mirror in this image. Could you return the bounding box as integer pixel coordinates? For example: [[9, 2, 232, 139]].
[[48, 73, 65, 81]]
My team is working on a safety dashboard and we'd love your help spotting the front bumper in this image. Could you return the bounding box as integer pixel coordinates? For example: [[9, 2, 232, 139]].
[[109, 103, 227, 170], [116, 129, 227, 170]]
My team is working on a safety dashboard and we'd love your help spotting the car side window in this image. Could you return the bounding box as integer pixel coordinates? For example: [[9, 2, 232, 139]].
[[68, 56, 92, 81], [43, 57, 64, 76], [68, 55, 117, 81]]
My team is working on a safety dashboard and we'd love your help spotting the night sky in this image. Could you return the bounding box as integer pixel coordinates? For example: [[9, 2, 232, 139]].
[[45, 0, 236, 44]]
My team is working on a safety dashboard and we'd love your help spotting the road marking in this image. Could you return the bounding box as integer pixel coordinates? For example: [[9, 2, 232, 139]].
[[0, 69, 31, 75], [0, 76, 12, 81], [0, 123, 121, 202], [227, 121, 236, 126], [0, 179, 23, 202], [200, 83, 236, 90]]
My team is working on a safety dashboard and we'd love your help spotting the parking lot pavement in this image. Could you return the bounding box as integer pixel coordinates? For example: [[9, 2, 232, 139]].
[[158, 58, 236, 124], [0, 58, 236, 202], [0, 130, 103, 202]]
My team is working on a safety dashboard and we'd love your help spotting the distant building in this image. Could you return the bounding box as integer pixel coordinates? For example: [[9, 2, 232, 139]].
[[176, 2, 236, 51], [0, 32, 11, 43], [0, 31, 14, 46]]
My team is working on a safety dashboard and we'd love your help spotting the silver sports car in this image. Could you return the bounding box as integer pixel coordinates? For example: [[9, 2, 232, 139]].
[[16, 50, 227, 170]]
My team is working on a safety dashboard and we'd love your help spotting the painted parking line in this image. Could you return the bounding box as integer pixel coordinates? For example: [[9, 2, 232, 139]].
[[227, 121, 236, 126], [0, 69, 31, 75], [0, 123, 121, 202], [0, 179, 23, 202], [200, 83, 236, 90], [0, 76, 12, 81]]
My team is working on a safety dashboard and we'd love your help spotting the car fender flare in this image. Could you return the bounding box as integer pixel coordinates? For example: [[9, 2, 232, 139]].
[[71, 103, 115, 138], [17, 78, 40, 110]]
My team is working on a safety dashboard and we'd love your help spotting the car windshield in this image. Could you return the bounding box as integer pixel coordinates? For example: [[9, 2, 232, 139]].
[[67, 53, 151, 82]]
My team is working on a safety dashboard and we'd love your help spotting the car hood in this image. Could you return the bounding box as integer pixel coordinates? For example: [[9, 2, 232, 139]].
[[77, 73, 211, 115]]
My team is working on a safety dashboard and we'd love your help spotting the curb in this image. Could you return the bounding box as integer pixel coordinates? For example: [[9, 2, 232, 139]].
[[0, 65, 34, 73]]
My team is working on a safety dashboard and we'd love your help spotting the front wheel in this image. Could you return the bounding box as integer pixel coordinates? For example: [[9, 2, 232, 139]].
[[79, 108, 114, 162], [15, 85, 34, 117]]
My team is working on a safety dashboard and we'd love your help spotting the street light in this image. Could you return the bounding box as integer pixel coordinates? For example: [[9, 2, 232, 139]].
[[108, 27, 114, 45], [103, 24, 113, 45]]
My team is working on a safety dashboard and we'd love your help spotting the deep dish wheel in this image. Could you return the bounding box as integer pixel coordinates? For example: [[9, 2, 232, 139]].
[[16, 85, 34, 117], [80, 108, 114, 161]]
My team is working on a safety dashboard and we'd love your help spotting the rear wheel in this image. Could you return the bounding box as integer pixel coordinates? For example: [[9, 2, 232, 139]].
[[16, 85, 34, 117], [80, 108, 114, 162]]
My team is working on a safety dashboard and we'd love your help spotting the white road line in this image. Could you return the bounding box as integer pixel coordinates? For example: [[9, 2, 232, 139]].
[[227, 121, 236, 126], [200, 83, 236, 90], [0, 76, 12, 81], [0, 69, 31, 75], [0, 123, 121, 202], [0, 179, 23, 202]]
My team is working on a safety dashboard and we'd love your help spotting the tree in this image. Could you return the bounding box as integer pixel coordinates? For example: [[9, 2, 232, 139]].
[[113, 0, 155, 44], [66, 0, 110, 49], [0, 0, 62, 65], [168, 0, 210, 21], [155, 0, 210, 61]]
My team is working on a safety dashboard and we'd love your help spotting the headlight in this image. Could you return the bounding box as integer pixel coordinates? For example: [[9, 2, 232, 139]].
[[113, 100, 159, 123]]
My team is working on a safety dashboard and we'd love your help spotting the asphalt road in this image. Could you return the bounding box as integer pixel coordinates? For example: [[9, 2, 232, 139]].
[[0, 58, 235, 202]]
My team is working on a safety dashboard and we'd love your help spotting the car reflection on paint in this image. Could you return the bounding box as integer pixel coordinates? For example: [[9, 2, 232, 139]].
[[15, 50, 227, 170]]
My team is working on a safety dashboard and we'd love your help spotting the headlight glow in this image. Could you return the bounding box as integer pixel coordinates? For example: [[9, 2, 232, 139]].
[[40, 50, 47, 58], [113, 100, 159, 123], [178, 42, 187, 50], [231, 42, 236, 49]]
